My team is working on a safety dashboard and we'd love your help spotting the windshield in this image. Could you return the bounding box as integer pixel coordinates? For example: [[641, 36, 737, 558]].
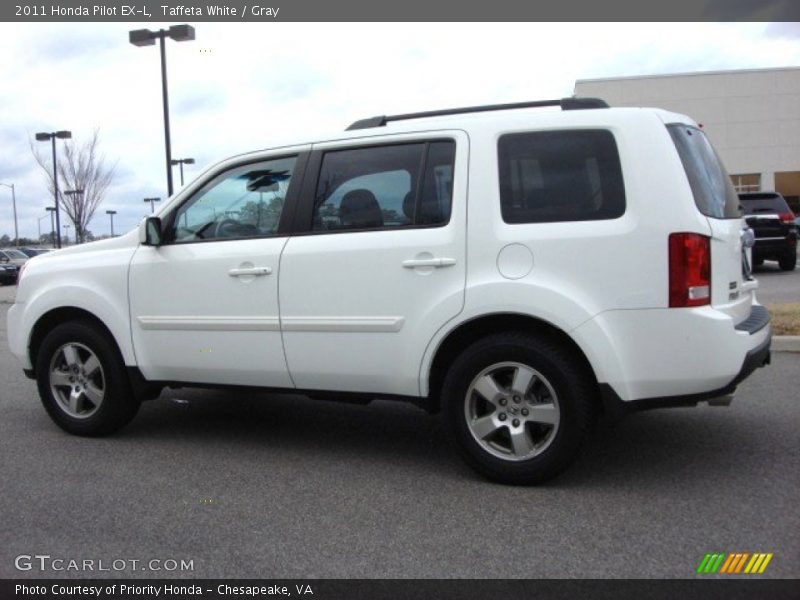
[[3, 249, 28, 259], [667, 124, 741, 219]]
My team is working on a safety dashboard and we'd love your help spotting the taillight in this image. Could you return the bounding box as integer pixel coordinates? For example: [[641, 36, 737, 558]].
[[778, 212, 795, 224], [669, 233, 711, 307]]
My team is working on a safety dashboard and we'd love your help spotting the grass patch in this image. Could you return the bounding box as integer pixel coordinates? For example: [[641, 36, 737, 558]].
[[767, 303, 800, 336]]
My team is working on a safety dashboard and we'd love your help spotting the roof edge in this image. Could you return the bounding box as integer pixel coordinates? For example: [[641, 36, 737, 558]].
[[575, 66, 800, 85]]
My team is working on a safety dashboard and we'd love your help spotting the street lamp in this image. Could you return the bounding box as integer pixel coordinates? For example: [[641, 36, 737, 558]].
[[144, 197, 161, 213], [0, 182, 18, 246], [64, 189, 84, 243], [106, 210, 117, 236], [35, 130, 72, 248], [129, 25, 196, 198], [45, 206, 56, 247], [37, 214, 48, 239], [170, 157, 195, 186]]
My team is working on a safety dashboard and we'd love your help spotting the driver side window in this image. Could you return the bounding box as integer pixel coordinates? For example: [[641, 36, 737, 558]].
[[169, 155, 297, 243]]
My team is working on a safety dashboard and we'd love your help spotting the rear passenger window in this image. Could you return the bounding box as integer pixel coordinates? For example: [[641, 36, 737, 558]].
[[498, 130, 626, 223], [312, 141, 455, 232]]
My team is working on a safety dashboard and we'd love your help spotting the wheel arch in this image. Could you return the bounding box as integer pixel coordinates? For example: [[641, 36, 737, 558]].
[[424, 312, 600, 413], [28, 307, 126, 378]]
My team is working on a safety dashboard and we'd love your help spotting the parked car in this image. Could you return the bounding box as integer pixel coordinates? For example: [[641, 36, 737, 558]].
[[0, 248, 29, 282], [0, 263, 16, 285], [0, 248, 30, 266], [7, 97, 771, 484], [739, 192, 797, 271], [18, 247, 52, 258]]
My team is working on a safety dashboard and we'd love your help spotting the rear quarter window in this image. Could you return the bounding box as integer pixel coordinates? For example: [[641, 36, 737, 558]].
[[667, 124, 741, 219], [497, 129, 626, 224]]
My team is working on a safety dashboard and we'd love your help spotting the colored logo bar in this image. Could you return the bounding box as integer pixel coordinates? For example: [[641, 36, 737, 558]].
[[697, 553, 773, 574]]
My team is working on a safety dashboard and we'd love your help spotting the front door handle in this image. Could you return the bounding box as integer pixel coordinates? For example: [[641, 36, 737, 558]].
[[228, 266, 272, 277], [402, 257, 456, 268]]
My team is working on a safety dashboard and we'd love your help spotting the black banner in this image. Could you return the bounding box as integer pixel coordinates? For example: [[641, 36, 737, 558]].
[[3, 0, 800, 22], [3, 579, 800, 600]]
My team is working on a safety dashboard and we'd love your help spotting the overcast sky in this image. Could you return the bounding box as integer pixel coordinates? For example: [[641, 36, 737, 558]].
[[1, 22, 799, 241]]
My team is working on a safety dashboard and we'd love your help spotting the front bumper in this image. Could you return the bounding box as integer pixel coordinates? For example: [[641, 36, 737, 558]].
[[6, 303, 30, 370]]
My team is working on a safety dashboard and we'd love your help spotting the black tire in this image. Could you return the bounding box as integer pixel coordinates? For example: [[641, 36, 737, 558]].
[[442, 332, 596, 485], [35, 320, 140, 436], [753, 257, 764, 267], [778, 252, 796, 271]]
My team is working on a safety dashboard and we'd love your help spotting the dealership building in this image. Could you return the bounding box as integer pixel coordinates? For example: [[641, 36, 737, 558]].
[[575, 67, 800, 211]]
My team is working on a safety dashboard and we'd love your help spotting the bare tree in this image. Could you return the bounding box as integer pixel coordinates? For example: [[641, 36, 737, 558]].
[[32, 130, 116, 244]]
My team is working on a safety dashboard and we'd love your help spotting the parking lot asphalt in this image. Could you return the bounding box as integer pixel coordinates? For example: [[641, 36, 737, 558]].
[[753, 255, 800, 305], [1, 300, 799, 579]]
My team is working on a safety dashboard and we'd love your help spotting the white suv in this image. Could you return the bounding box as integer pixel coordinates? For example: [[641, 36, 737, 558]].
[[8, 98, 771, 484]]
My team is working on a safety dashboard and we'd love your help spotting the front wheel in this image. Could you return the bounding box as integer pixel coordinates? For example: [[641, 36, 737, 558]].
[[35, 320, 140, 436], [442, 332, 595, 485]]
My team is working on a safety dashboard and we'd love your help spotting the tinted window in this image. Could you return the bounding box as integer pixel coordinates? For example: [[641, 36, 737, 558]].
[[667, 124, 741, 219], [312, 141, 455, 232], [169, 156, 296, 243], [498, 130, 625, 224], [739, 193, 791, 215]]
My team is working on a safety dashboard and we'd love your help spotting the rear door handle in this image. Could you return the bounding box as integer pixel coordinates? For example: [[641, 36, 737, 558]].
[[228, 266, 272, 277], [402, 257, 456, 268]]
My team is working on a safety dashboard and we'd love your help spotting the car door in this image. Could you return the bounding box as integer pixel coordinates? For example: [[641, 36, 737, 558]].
[[279, 132, 468, 397], [128, 149, 308, 387]]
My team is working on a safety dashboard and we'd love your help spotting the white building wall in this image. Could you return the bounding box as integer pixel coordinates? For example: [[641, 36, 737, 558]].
[[574, 67, 800, 191]]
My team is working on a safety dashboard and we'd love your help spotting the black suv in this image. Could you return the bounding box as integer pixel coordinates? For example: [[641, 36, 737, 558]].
[[739, 192, 797, 271]]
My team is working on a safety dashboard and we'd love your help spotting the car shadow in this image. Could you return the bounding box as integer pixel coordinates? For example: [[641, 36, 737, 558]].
[[118, 386, 766, 489]]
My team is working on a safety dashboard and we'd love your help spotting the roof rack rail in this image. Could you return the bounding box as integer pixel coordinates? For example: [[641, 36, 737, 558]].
[[345, 97, 609, 131]]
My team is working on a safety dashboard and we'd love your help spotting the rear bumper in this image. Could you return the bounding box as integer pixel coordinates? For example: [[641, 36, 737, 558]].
[[753, 236, 796, 257], [600, 333, 771, 418], [573, 302, 772, 403]]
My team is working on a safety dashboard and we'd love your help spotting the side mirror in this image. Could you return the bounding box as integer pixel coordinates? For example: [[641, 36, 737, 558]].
[[139, 216, 163, 247]]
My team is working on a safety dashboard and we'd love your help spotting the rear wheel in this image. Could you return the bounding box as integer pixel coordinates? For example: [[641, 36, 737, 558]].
[[442, 332, 595, 485], [35, 320, 140, 436], [778, 252, 796, 271]]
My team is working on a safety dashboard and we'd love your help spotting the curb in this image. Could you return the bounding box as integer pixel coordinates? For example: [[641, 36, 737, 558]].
[[773, 336, 800, 353]]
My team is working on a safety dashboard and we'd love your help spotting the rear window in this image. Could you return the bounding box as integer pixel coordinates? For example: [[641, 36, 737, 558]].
[[739, 193, 791, 215], [667, 124, 741, 219], [498, 129, 626, 224]]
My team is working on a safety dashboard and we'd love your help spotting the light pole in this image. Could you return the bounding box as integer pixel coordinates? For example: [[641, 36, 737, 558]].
[[129, 25, 196, 198], [170, 157, 195, 186], [35, 130, 72, 248], [106, 210, 117, 236], [144, 197, 161, 213], [37, 214, 49, 239], [45, 206, 56, 247], [0, 182, 18, 246], [62, 224, 70, 246]]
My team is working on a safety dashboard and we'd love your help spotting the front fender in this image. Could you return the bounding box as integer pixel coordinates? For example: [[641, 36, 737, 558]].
[[10, 243, 136, 370]]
